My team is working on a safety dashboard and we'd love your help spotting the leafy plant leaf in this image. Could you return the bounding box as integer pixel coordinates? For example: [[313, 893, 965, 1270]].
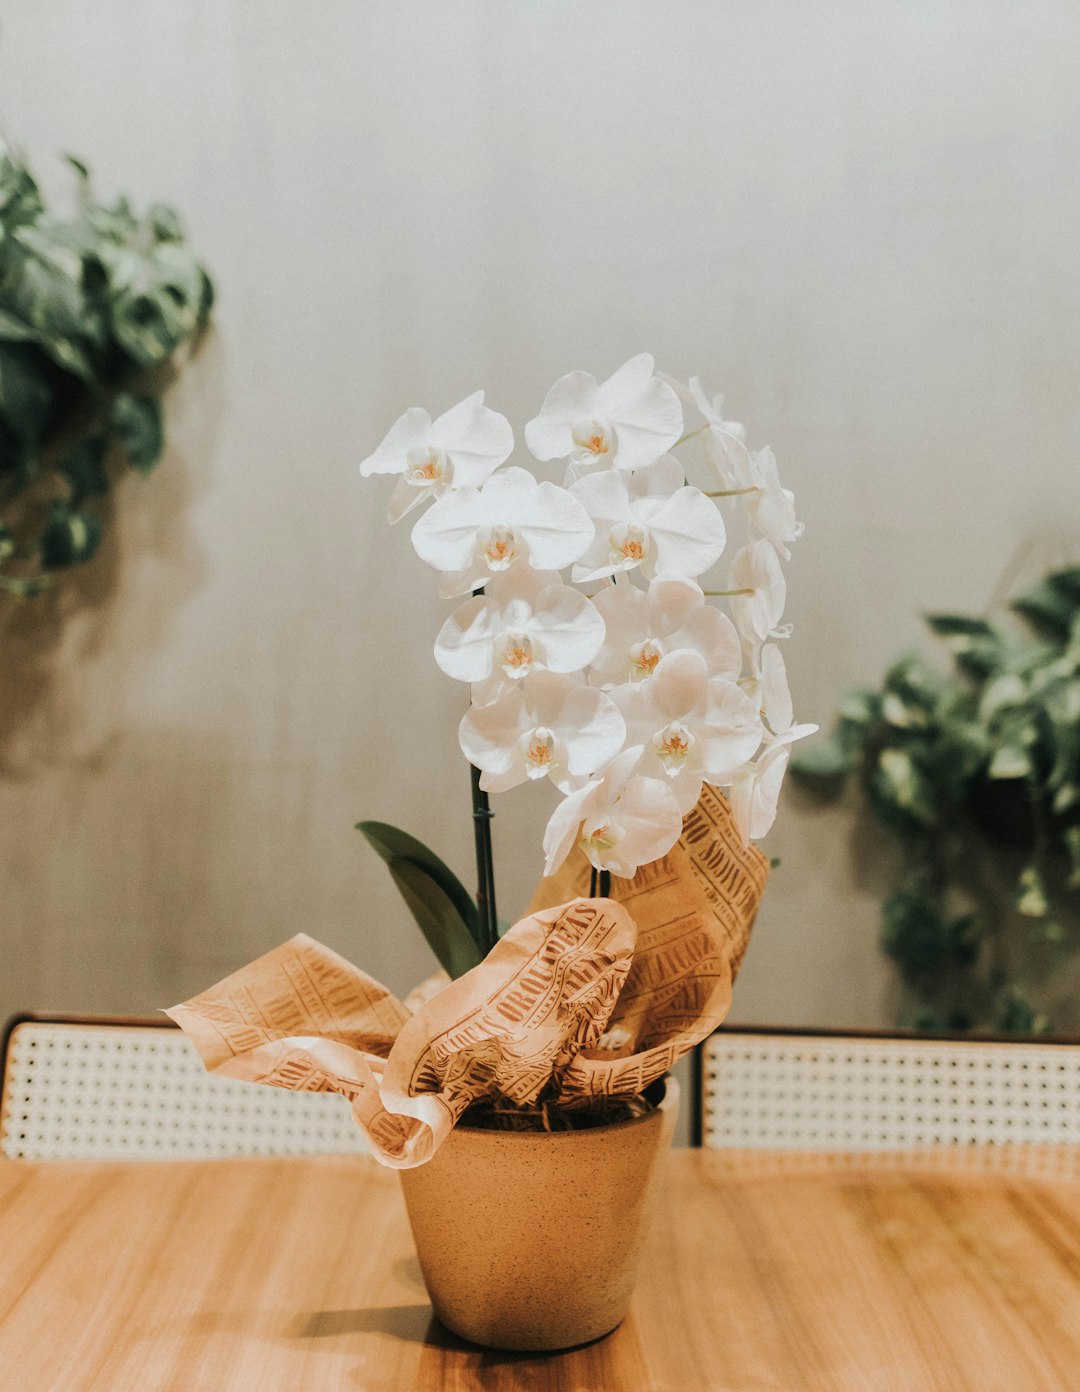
[[924, 613, 999, 638], [57, 436, 108, 501], [356, 821, 481, 949], [383, 857, 483, 980], [789, 733, 856, 784], [110, 393, 163, 471], [1011, 578, 1077, 641], [39, 503, 101, 569]]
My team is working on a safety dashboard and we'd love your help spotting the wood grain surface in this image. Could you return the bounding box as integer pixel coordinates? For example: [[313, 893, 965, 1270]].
[[1, 1147, 1079, 1391]]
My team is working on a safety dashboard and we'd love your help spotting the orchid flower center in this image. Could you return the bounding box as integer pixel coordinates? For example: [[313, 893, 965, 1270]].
[[580, 816, 624, 857], [405, 445, 450, 488], [525, 726, 556, 778], [630, 639, 663, 679], [479, 524, 518, 571], [655, 721, 695, 774], [571, 419, 613, 458], [608, 521, 650, 567], [499, 630, 535, 677]]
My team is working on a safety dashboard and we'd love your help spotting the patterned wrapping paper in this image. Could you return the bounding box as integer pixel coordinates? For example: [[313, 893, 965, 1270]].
[[167, 785, 768, 1169]]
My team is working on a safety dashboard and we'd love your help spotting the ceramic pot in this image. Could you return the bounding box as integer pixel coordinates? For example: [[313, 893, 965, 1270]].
[[399, 1076, 680, 1351]]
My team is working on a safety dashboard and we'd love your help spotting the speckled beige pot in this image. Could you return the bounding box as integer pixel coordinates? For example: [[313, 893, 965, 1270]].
[[399, 1077, 679, 1352]]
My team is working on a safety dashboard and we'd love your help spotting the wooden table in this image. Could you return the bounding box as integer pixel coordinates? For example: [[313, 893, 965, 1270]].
[[2, 1147, 1079, 1391]]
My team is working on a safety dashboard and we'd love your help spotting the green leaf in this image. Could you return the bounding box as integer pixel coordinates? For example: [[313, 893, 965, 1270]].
[[110, 393, 163, 471], [873, 748, 937, 828], [0, 308, 38, 343], [1011, 579, 1076, 642], [384, 857, 483, 980], [1015, 865, 1049, 918], [837, 688, 879, 725], [356, 821, 480, 948], [57, 436, 108, 501], [147, 203, 184, 243], [1063, 826, 1080, 891], [789, 733, 856, 784], [881, 888, 950, 977], [39, 504, 102, 569], [924, 613, 998, 639], [0, 341, 51, 452], [988, 744, 1032, 780]]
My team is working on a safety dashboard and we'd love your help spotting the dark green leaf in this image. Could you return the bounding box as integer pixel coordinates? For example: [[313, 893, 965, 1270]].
[[39, 504, 102, 569], [110, 393, 163, 471], [384, 858, 483, 979], [790, 733, 857, 785], [1011, 579, 1076, 641], [148, 203, 184, 243], [0, 341, 52, 457], [57, 436, 108, 501], [924, 613, 999, 639], [356, 821, 480, 949], [881, 888, 949, 978]]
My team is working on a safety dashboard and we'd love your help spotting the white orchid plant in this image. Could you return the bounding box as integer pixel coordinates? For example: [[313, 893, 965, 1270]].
[[359, 354, 814, 965]]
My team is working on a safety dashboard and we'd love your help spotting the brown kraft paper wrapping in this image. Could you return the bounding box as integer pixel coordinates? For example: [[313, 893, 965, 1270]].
[[167, 786, 767, 1168]]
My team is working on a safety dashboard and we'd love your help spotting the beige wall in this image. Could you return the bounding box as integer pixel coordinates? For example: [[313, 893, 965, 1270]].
[[2, 2, 1080, 1038]]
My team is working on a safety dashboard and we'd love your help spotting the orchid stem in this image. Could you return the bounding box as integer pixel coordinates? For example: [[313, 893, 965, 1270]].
[[589, 865, 612, 899], [705, 487, 760, 498], [704, 587, 755, 597], [469, 763, 497, 954]]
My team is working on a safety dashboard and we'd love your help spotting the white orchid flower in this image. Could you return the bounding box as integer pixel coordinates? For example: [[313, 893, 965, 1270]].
[[525, 353, 683, 477], [411, 466, 594, 597], [568, 455, 726, 585], [542, 746, 684, 878], [434, 568, 605, 704], [590, 576, 742, 687], [746, 447, 802, 561], [729, 539, 787, 647], [359, 392, 514, 523], [729, 722, 818, 844], [458, 670, 625, 794], [685, 376, 756, 490], [612, 650, 763, 814], [758, 642, 794, 734]]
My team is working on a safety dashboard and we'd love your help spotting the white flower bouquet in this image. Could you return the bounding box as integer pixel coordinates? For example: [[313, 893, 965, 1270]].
[[359, 353, 814, 958]]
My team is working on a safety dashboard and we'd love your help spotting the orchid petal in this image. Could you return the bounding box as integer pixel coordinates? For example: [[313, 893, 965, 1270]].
[[646, 487, 727, 580], [430, 391, 514, 488], [542, 780, 600, 876], [358, 406, 431, 477], [652, 650, 709, 721], [760, 643, 793, 733], [458, 691, 531, 777], [434, 595, 501, 682], [730, 540, 787, 645], [596, 354, 683, 470], [525, 371, 599, 461]]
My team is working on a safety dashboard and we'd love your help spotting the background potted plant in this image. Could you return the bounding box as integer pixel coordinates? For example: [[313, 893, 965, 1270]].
[[170, 354, 811, 1351], [0, 141, 212, 602], [792, 565, 1080, 1034]]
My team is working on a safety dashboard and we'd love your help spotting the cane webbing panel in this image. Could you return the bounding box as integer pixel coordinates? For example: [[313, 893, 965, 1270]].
[[0, 1021, 367, 1160], [703, 1032, 1080, 1151]]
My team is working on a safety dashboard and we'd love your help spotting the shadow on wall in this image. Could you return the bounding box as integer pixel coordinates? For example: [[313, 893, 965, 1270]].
[[0, 335, 222, 778]]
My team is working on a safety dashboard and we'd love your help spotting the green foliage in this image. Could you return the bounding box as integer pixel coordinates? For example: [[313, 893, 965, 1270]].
[[792, 567, 1080, 1034], [356, 821, 483, 979], [0, 142, 212, 600]]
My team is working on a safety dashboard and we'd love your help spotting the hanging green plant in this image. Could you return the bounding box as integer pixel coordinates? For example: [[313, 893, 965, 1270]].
[[792, 565, 1080, 1034], [0, 143, 213, 599]]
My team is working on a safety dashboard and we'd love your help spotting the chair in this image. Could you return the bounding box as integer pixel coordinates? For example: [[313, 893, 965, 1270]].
[[694, 1025, 1080, 1154], [0, 1014, 367, 1161]]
